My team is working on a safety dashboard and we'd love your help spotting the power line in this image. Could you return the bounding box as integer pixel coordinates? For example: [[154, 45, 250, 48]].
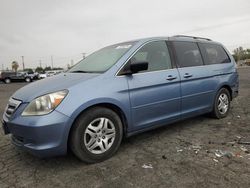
[[180, 17, 250, 34]]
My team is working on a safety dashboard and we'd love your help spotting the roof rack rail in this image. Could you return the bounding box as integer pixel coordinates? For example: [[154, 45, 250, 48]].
[[173, 35, 212, 41]]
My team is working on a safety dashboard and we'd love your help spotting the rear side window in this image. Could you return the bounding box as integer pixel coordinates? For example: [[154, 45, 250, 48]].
[[131, 40, 172, 72], [173, 41, 203, 67], [199, 43, 231, 65]]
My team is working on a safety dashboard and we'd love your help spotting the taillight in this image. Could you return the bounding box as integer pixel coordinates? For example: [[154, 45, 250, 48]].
[[234, 62, 238, 73]]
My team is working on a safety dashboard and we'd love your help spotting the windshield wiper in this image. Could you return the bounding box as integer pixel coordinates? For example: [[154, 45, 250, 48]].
[[69, 70, 104, 74], [70, 70, 92, 73]]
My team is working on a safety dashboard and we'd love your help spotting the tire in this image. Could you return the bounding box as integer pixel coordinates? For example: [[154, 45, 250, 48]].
[[4, 78, 11, 84], [211, 88, 231, 119], [69, 107, 123, 163], [25, 77, 31, 82]]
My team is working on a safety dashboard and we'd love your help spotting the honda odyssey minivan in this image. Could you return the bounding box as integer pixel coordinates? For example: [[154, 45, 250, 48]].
[[2, 36, 239, 163]]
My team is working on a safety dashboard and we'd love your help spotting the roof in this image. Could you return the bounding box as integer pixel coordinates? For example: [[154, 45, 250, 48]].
[[123, 35, 221, 45]]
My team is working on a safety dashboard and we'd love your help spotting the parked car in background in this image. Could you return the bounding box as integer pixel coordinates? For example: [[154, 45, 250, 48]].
[[0, 71, 33, 83], [46, 71, 56, 77], [46, 70, 63, 77], [38, 73, 47, 79], [26, 71, 39, 80], [2, 36, 239, 163], [18, 71, 38, 80], [38, 70, 63, 79]]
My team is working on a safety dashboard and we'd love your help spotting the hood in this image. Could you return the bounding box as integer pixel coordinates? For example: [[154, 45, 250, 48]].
[[12, 73, 100, 102]]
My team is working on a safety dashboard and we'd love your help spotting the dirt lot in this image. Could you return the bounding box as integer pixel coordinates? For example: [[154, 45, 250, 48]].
[[0, 67, 250, 188]]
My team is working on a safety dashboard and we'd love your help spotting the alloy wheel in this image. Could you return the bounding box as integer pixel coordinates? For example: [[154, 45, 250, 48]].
[[84, 117, 116, 154], [217, 93, 229, 114]]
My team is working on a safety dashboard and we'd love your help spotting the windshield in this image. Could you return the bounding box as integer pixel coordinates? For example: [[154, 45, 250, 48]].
[[69, 42, 135, 73]]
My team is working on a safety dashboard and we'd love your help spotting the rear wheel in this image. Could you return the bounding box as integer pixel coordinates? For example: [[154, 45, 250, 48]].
[[211, 88, 231, 119], [70, 107, 123, 163], [4, 78, 11, 84]]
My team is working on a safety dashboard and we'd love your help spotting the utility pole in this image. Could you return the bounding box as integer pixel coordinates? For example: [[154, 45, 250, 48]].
[[21, 56, 25, 70], [51, 56, 54, 69], [39, 60, 42, 68], [82, 53, 86, 59]]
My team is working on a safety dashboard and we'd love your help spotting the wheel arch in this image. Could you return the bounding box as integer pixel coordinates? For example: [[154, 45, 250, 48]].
[[67, 102, 129, 149], [217, 84, 233, 100]]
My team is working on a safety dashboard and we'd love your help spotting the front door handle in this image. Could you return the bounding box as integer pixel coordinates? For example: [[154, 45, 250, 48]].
[[183, 73, 193, 78], [166, 75, 177, 81]]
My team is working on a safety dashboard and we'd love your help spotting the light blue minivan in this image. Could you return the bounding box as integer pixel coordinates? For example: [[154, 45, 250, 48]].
[[2, 36, 239, 163]]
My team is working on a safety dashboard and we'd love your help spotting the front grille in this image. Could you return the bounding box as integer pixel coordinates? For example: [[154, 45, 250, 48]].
[[12, 135, 24, 145], [4, 98, 22, 118]]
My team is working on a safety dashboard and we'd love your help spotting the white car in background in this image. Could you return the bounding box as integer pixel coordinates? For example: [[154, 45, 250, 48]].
[[46, 70, 63, 77], [38, 73, 47, 79], [46, 71, 57, 77], [38, 70, 63, 79]]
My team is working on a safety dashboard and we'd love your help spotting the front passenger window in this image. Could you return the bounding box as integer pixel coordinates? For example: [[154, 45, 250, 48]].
[[130, 41, 172, 73]]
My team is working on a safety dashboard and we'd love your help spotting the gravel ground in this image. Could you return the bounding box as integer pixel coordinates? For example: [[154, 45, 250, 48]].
[[0, 67, 250, 188]]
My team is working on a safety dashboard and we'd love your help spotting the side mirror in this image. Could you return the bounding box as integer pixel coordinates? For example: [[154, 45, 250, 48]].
[[130, 62, 148, 74], [120, 61, 148, 75]]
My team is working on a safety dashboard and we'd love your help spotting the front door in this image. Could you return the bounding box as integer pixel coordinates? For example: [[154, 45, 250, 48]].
[[126, 40, 181, 131]]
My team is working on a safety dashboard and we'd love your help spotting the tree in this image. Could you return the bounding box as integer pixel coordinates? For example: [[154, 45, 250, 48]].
[[52, 67, 63, 70], [233, 46, 243, 61], [232, 54, 237, 61], [35, 67, 44, 73], [44, 66, 52, 71], [11, 61, 19, 72], [232, 47, 250, 61], [24, 68, 34, 74]]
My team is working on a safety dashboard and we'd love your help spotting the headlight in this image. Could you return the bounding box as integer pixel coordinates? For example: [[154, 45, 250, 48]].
[[22, 90, 68, 116]]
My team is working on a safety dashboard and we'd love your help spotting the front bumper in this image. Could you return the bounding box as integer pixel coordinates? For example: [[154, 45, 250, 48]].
[[2, 109, 71, 158]]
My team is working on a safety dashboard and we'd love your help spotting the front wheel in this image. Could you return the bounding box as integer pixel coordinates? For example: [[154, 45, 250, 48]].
[[211, 88, 231, 119], [69, 107, 123, 163]]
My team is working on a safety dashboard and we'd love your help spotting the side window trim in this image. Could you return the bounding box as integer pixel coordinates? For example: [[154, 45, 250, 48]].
[[221, 46, 231, 63], [196, 42, 206, 66], [167, 41, 180, 68], [166, 41, 177, 69]]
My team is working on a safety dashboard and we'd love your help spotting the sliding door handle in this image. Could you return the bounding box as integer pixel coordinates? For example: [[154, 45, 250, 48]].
[[183, 73, 193, 78], [166, 75, 177, 81]]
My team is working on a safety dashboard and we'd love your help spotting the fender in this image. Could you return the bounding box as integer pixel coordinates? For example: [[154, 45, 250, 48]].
[[62, 97, 132, 145]]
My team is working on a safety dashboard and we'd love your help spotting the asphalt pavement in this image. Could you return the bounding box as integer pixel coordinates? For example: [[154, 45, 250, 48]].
[[0, 67, 250, 188]]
